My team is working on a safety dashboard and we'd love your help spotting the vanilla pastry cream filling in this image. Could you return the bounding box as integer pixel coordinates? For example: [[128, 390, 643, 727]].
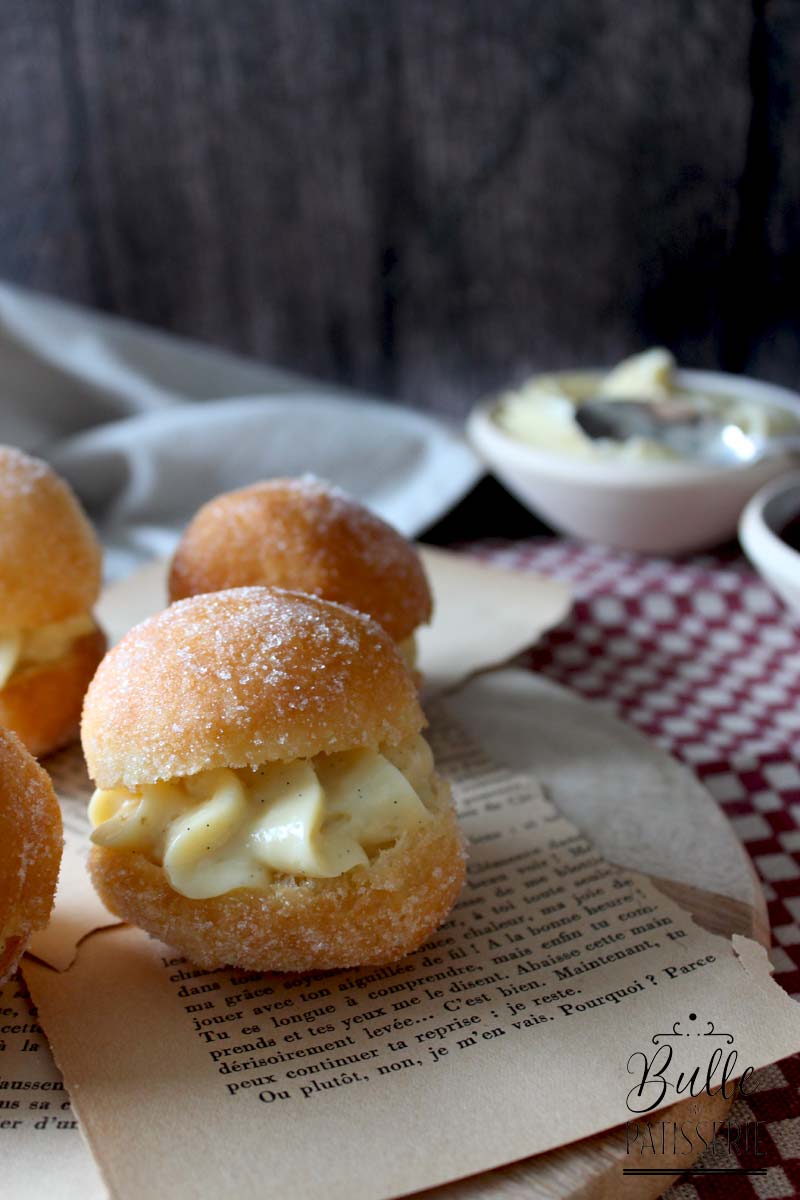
[[89, 735, 437, 900], [0, 613, 97, 690]]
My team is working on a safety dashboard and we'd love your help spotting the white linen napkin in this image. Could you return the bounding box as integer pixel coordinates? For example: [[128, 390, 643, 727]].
[[0, 284, 481, 577]]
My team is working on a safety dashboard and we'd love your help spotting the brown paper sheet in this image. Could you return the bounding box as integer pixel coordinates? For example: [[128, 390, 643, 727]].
[[96, 547, 573, 683], [0, 972, 104, 1200], [22, 709, 800, 1200], [416, 547, 572, 690]]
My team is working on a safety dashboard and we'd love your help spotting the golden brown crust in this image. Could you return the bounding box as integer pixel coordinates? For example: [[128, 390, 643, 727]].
[[82, 587, 424, 790], [0, 728, 63, 983], [89, 780, 465, 970], [0, 446, 102, 627], [168, 478, 432, 642], [0, 626, 106, 758]]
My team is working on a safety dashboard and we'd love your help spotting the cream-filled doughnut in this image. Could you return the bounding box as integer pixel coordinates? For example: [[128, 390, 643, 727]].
[[168, 478, 432, 665], [0, 728, 63, 983], [0, 447, 106, 756], [83, 587, 465, 971]]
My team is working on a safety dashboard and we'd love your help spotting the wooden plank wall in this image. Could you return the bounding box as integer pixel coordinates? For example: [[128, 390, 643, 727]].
[[1, 1, 797, 413]]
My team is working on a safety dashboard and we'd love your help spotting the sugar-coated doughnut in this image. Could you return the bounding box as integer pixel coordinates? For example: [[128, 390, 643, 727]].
[[0, 447, 106, 757], [84, 587, 465, 971], [168, 477, 433, 646], [0, 728, 63, 983]]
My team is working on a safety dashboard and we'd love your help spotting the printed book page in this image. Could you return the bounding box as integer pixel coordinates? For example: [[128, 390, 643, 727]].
[[0, 971, 104, 1200], [21, 707, 800, 1200]]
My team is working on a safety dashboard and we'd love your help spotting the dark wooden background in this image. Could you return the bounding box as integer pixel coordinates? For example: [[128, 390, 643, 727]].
[[1, 1, 798, 414]]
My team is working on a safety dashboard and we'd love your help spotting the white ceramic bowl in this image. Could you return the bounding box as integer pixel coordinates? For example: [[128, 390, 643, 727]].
[[467, 369, 800, 555], [739, 472, 800, 616]]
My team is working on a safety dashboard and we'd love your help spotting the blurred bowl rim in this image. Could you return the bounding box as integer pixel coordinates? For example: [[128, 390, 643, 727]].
[[467, 368, 800, 490], [739, 470, 800, 581]]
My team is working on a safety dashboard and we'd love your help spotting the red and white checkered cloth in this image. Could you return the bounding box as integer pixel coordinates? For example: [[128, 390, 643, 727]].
[[468, 539, 800, 1199]]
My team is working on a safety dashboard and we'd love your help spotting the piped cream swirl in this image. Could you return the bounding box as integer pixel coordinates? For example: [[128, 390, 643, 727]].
[[89, 735, 436, 899]]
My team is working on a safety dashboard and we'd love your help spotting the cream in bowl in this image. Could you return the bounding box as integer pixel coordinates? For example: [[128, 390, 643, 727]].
[[493, 349, 798, 464], [468, 350, 800, 555]]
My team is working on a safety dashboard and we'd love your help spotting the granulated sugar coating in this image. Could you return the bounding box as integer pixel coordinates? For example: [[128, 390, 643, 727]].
[[0, 446, 102, 627], [168, 477, 432, 642], [0, 727, 63, 983], [82, 587, 425, 790]]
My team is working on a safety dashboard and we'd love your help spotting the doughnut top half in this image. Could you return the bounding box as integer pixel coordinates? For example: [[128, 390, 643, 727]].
[[82, 587, 424, 789]]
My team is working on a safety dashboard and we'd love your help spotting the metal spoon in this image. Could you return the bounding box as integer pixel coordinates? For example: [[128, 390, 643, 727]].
[[575, 397, 800, 466]]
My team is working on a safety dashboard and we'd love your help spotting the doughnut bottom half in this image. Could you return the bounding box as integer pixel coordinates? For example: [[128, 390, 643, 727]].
[[0, 627, 106, 758], [89, 779, 466, 972]]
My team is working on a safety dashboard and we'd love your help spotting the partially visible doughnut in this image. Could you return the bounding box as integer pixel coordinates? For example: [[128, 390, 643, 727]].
[[0, 446, 105, 757], [0, 728, 63, 983], [0, 446, 101, 628], [168, 477, 432, 644]]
